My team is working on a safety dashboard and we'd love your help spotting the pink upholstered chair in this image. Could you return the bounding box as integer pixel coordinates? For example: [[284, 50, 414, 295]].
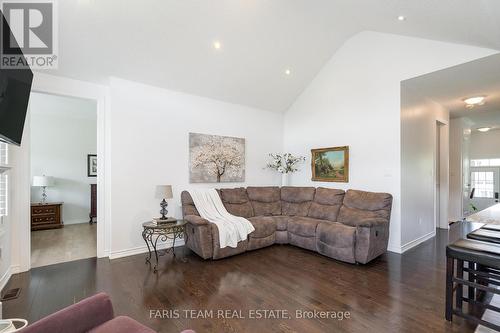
[[19, 292, 195, 333]]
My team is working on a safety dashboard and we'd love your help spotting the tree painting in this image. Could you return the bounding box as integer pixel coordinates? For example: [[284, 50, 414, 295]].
[[189, 133, 245, 183], [311, 146, 349, 182]]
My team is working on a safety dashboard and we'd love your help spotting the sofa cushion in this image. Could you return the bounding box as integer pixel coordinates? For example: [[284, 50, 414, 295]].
[[337, 190, 392, 224], [342, 189, 392, 211], [247, 234, 275, 251], [287, 217, 323, 237], [248, 216, 276, 238], [308, 188, 345, 222], [89, 316, 155, 333], [316, 222, 356, 263], [211, 224, 248, 259], [220, 188, 254, 218], [281, 186, 315, 216], [247, 186, 281, 216], [272, 216, 291, 231], [275, 230, 288, 244]]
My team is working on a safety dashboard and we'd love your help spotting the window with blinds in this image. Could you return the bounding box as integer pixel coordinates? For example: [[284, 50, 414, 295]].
[[0, 143, 8, 216]]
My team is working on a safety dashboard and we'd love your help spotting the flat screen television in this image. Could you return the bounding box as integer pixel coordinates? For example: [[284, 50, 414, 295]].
[[0, 12, 34, 146]]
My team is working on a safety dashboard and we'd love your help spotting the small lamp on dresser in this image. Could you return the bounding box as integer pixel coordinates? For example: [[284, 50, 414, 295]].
[[154, 185, 175, 223], [32, 176, 55, 204]]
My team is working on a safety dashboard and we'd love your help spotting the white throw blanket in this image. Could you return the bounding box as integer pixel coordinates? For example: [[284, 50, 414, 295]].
[[189, 189, 255, 248]]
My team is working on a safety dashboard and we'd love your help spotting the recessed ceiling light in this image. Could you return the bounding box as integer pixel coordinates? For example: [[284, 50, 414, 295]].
[[477, 127, 491, 132], [285, 69, 291, 76], [463, 96, 486, 109], [213, 41, 222, 50], [397, 15, 406, 21]]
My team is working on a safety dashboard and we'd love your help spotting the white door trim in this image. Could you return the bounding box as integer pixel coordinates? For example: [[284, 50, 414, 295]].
[[13, 73, 110, 272]]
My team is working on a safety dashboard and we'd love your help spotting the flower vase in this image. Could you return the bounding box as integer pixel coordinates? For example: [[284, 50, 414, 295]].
[[281, 173, 289, 187]]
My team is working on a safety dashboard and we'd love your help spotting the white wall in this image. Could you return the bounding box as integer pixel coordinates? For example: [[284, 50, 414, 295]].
[[449, 118, 473, 220], [1, 115, 31, 289], [470, 129, 500, 159], [108, 77, 283, 257], [283, 31, 496, 253], [30, 93, 97, 224], [401, 86, 450, 248]]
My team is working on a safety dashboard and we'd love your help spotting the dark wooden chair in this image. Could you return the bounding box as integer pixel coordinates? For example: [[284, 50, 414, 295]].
[[446, 238, 500, 331]]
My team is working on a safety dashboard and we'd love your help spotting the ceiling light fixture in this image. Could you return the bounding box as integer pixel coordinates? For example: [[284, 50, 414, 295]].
[[463, 96, 486, 109], [477, 127, 491, 132], [397, 15, 406, 21], [213, 41, 222, 50], [285, 69, 291, 76]]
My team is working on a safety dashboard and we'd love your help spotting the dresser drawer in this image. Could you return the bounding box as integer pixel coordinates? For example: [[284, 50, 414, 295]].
[[32, 215, 57, 225], [32, 206, 57, 215]]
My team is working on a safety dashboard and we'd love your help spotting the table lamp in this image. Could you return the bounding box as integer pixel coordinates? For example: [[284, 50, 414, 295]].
[[155, 185, 173, 220], [33, 176, 55, 204]]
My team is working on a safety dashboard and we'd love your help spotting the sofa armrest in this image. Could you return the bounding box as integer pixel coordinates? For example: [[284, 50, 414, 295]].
[[20, 292, 114, 333], [343, 218, 388, 228], [185, 215, 209, 226], [184, 216, 213, 259]]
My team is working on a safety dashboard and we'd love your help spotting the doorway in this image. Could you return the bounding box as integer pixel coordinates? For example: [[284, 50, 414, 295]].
[[470, 166, 500, 212], [29, 93, 98, 268], [435, 120, 448, 229], [10, 74, 108, 273]]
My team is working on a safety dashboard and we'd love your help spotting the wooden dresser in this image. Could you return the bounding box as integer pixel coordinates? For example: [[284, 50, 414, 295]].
[[31, 203, 63, 231], [89, 184, 97, 224]]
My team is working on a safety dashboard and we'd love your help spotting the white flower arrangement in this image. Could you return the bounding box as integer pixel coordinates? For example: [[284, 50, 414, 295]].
[[266, 153, 306, 174]]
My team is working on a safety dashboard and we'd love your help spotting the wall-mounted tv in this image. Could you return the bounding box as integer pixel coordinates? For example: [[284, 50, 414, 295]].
[[0, 12, 34, 146]]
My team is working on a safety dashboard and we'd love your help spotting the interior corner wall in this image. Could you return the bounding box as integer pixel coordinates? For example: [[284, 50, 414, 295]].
[[401, 87, 450, 247], [449, 118, 472, 221], [283, 31, 497, 253], [108, 77, 283, 256]]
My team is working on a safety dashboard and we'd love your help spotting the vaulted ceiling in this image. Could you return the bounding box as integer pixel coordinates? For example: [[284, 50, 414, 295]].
[[44, 0, 500, 112]]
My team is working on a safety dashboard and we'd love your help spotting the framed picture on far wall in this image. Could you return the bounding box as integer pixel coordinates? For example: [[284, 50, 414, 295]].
[[311, 146, 349, 182], [87, 154, 97, 177]]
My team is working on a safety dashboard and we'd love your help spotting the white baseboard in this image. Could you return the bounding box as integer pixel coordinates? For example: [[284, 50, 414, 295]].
[[387, 244, 403, 254], [400, 230, 436, 254], [109, 239, 185, 260], [63, 220, 93, 225], [10, 265, 20, 275], [98, 250, 110, 259], [0, 266, 11, 292]]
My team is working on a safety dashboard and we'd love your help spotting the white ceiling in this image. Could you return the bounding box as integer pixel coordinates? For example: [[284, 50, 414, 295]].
[[402, 53, 500, 130], [30, 92, 97, 120], [42, 0, 500, 112]]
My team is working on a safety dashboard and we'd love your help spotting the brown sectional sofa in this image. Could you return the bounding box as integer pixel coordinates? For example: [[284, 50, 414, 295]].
[[181, 186, 392, 264]]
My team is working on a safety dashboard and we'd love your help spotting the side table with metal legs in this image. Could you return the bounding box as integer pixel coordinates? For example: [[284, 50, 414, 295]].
[[141, 220, 187, 273]]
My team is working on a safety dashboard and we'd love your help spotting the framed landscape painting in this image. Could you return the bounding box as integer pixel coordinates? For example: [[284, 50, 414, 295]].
[[311, 146, 349, 182]]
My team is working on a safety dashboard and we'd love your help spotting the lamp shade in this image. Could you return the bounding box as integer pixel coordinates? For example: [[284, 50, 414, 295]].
[[33, 176, 54, 187], [155, 185, 173, 199]]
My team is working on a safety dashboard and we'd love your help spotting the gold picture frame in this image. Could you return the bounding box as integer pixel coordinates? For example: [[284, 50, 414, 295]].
[[311, 146, 349, 182]]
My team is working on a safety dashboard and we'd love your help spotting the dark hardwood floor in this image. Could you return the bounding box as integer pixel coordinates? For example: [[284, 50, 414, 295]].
[[2, 222, 483, 333]]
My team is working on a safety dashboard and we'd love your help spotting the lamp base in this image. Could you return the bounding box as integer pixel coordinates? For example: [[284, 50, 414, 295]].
[[159, 198, 169, 220], [41, 186, 47, 204]]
